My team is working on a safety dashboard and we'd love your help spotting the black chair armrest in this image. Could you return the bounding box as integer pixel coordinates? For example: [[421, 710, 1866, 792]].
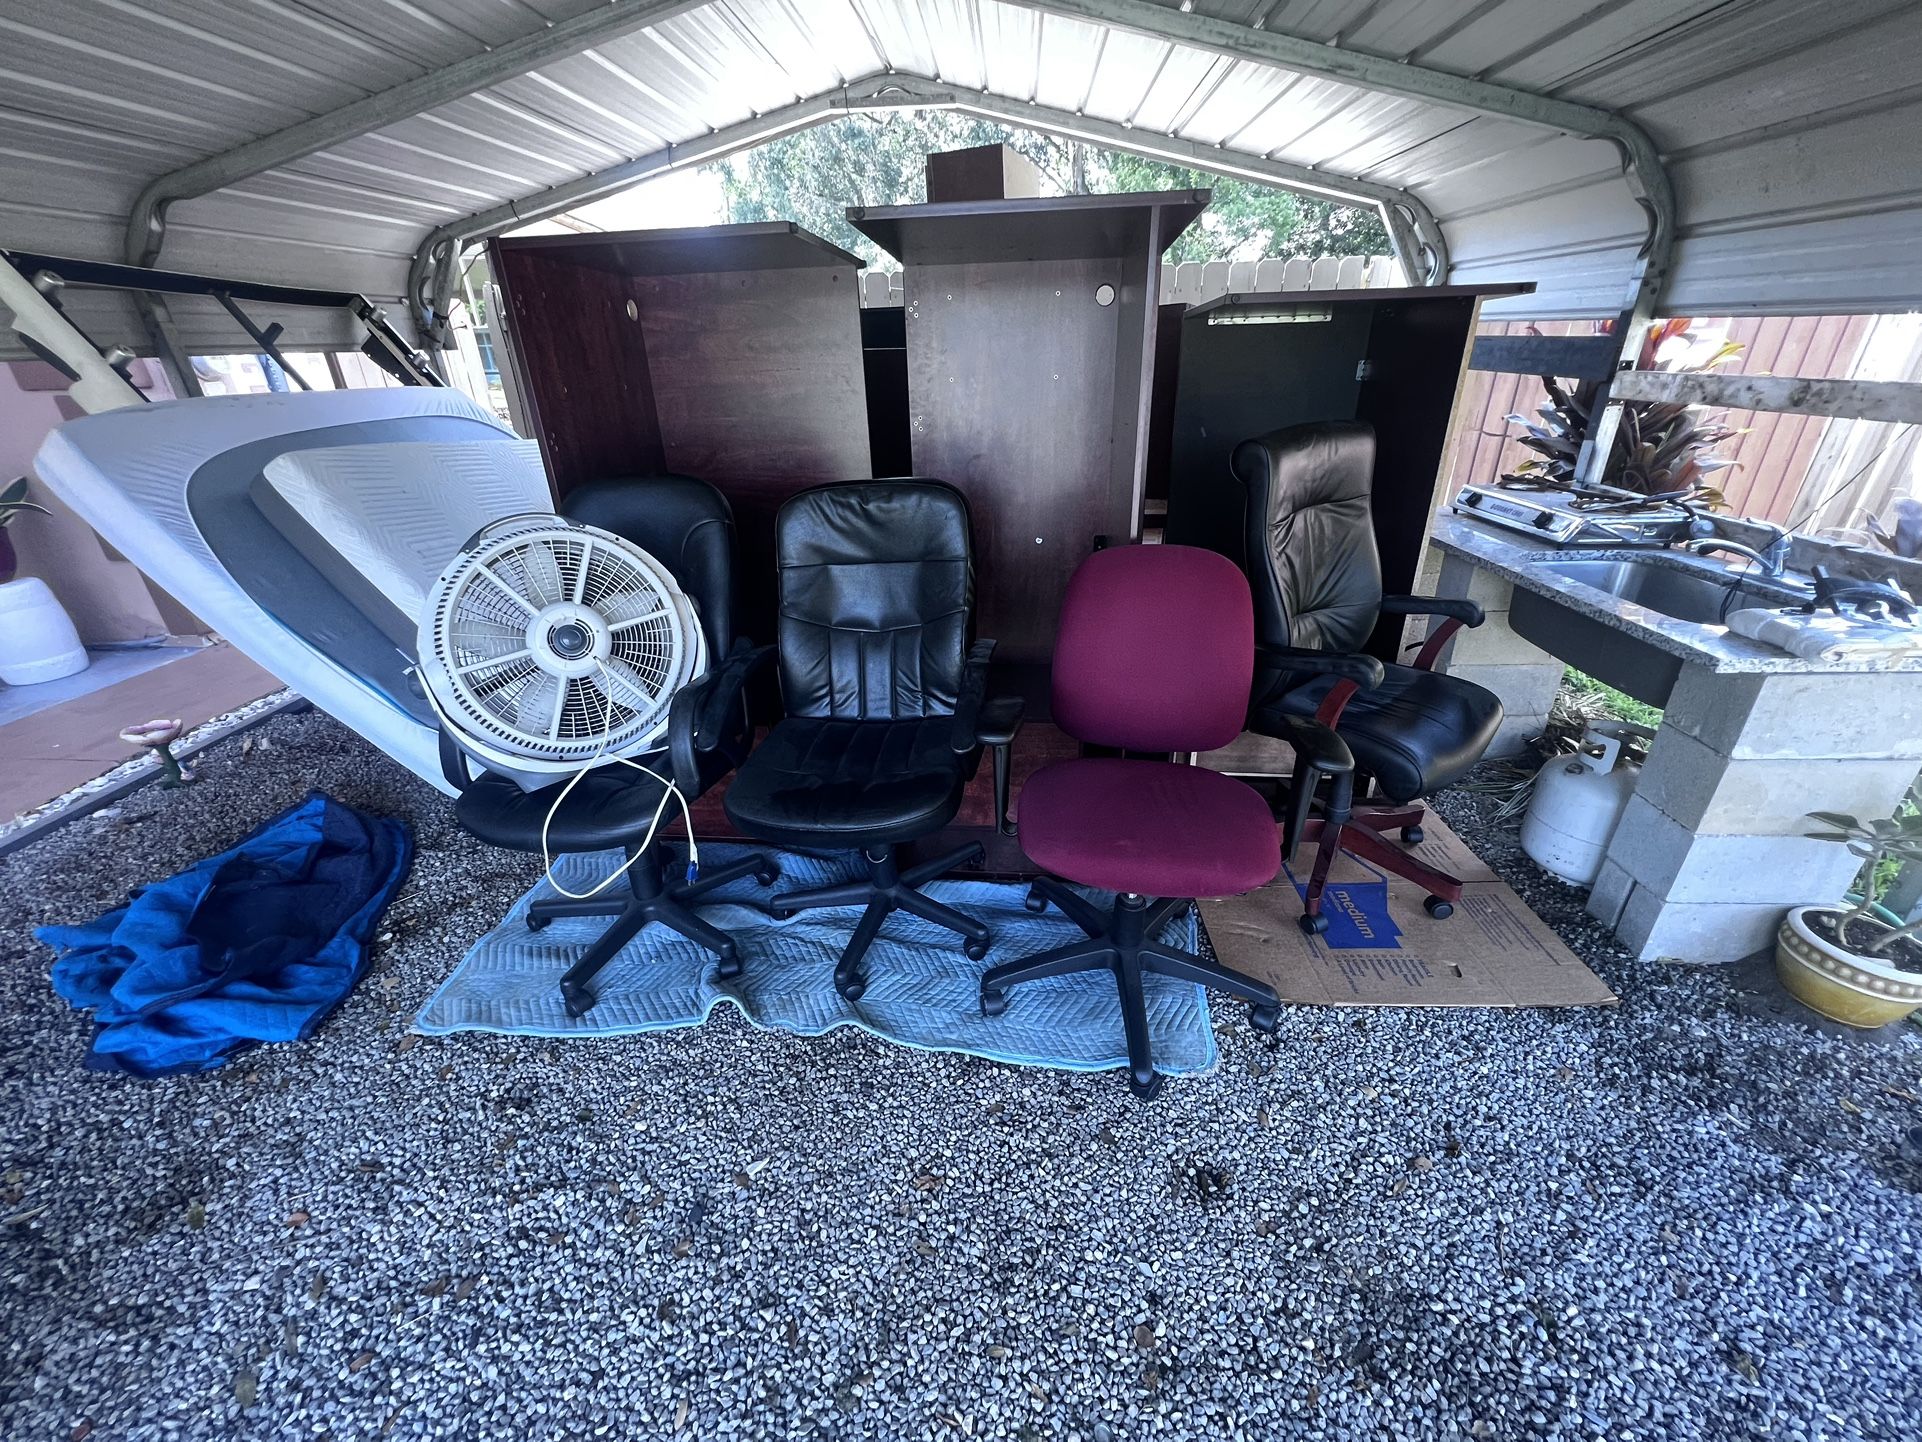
[[1255, 643, 1386, 691], [948, 638, 997, 753], [1260, 715, 1357, 865], [1379, 596, 1483, 671], [668, 640, 774, 794], [974, 694, 1024, 748], [1379, 594, 1485, 626]]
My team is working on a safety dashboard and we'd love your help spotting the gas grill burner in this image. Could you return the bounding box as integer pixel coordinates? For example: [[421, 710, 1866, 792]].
[[1452, 484, 1713, 548]]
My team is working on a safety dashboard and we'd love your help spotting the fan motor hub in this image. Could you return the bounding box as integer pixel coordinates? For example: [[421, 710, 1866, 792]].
[[527, 602, 612, 678]]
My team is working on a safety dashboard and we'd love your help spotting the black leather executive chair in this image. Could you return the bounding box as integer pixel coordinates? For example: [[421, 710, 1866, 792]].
[[700, 480, 1021, 1002], [447, 476, 776, 1016], [1232, 422, 1504, 930]]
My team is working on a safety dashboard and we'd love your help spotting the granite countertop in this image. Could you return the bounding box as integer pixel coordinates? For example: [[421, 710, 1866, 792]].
[[1429, 513, 1922, 676]]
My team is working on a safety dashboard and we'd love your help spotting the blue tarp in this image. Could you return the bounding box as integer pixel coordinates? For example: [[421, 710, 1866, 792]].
[[38, 791, 412, 1077]]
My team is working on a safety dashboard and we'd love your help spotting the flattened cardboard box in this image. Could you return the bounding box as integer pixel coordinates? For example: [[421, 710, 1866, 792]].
[[1201, 818, 1615, 1008]]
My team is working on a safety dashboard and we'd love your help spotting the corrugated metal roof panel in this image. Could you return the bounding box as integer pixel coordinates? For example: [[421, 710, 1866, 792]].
[[1, 0, 1919, 368]]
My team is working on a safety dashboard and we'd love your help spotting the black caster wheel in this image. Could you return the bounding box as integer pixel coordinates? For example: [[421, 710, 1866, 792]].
[[964, 937, 991, 962], [838, 979, 866, 1004], [1128, 1070, 1165, 1101], [754, 868, 779, 888], [1248, 1003, 1281, 1036], [979, 988, 1008, 1018], [715, 955, 743, 982], [771, 906, 797, 921], [1298, 912, 1329, 936], [1423, 895, 1454, 920], [1400, 824, 1425, 845], [1024, 889, 1049, 914], [560, 982, 596, 1018], [526, 913, 553, 933]]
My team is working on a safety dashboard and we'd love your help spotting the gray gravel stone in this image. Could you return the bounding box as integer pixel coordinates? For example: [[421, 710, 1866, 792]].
[[1, 711, 1919, 1440]]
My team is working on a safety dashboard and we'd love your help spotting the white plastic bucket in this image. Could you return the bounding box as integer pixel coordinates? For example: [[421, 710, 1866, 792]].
[[0, 576, 88, 685]]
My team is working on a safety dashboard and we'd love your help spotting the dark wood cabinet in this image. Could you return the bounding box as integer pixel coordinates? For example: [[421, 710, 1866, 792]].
[[1164, 283, 1532, 658], [848, 191, 1206, 671], [488, 222, 873, 642]]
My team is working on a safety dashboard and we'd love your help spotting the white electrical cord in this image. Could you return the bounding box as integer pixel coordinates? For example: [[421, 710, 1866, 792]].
[[413, 657, 698, 901]]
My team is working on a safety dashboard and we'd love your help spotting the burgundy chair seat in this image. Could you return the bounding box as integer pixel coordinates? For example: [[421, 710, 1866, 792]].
[[1018, 758, 1279, 899]]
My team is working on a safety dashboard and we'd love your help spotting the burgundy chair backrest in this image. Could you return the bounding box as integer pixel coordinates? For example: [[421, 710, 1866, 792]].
[[1051, 543, 1254, 754]]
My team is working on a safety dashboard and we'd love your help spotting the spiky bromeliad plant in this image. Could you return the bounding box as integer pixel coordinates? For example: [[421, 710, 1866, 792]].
[[1500, 316, 1743, 507]]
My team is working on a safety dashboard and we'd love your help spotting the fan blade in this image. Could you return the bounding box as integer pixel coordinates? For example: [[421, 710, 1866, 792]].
[[476, 564, 537, 615], [456, 648, 532, 676], [514, 674, 560, 738], [607, 606, 670, 632], [519, 540, 565, 606], [595, 657, 660, 711], [572, 537, 593, 604]]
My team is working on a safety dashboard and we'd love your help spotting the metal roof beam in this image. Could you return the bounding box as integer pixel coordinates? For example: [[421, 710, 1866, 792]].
[[1008, 0, 1678, 487], [407, 73, 1446, 341], [124, 0, 707, 268]]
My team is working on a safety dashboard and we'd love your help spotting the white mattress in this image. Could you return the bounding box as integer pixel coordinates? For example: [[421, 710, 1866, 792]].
[[261, 439, 551, 626], [32, 389, 527, 793]]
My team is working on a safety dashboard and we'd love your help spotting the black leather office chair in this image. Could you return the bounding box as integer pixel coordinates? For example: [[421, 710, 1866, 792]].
[[1232, 422, 1504, 929], [447, 475, 777, 1016], [697, 480, 1021, 1001]]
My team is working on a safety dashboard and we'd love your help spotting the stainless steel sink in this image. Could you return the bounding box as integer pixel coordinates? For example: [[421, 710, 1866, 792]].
[[1530, 556, 1804, 625], [1507, 552, 1807, 708]]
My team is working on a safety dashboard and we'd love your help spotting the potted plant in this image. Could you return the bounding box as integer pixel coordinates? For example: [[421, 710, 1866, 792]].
[[0, 476, 89, 686], [1778, 810, 1922, 1027], [1498, 316, 1743, 507]]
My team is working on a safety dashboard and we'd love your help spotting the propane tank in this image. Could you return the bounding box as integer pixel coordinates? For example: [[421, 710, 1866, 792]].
[[1520, 720, 1653, 887]]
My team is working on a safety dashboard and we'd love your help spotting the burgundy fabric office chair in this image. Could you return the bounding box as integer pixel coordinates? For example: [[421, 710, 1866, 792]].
[[979, 544, 1284, 1099]]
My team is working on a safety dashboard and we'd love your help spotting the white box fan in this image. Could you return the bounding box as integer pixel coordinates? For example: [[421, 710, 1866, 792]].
[[417, 514, 707, 790]]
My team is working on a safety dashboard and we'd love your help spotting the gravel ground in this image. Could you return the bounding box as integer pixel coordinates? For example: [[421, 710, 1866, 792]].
[[3, 710, 1920, 1442]]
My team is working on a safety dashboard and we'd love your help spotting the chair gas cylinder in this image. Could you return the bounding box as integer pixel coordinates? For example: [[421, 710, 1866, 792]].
[[1520, 720, 1653, 887]]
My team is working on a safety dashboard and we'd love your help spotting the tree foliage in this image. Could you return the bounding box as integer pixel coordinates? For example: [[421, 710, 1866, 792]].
[[707, 112, 1390, 268]]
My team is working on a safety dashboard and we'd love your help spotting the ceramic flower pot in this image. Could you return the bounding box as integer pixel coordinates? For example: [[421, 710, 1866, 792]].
[[0, 575, 88, 685], [1775, 904, 1922, 1028]]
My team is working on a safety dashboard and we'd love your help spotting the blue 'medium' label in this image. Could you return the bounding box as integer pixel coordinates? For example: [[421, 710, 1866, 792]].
[[1282, 863, 1404, 950]]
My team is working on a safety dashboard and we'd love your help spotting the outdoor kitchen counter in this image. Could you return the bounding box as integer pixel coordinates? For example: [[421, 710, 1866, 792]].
[[1428, 512, 1922, 675], [1423, 513, 1922, 967]]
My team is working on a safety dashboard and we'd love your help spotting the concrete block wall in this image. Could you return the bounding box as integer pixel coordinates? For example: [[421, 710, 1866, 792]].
[[1587, 666, 1922, 962], [1427, 550, 1565, 758]]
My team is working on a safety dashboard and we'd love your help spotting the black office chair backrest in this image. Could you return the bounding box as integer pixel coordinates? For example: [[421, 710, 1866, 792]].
[[561, 475, 736, 656], [1230, 420, 1383, 654], [775, 480, 973, 720]]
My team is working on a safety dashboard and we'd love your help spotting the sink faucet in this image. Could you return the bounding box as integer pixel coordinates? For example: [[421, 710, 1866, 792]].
[[1687, 526, 1792, 578]]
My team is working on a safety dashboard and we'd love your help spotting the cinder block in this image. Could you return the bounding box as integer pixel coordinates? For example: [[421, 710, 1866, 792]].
[[1587, 858, 1634, 929], [1447, 616, 1562, 668], [1447, 661, 1565, 718], [1615, 891, 1784, 964], [1637, 728, 1920, 837], [1661, 667, 1922, 761], [1659, 666, 1764, 754], [1433, 552, 1515, 612], [1485, 711, 1548, 759], [1607, 795, 1850, 904]]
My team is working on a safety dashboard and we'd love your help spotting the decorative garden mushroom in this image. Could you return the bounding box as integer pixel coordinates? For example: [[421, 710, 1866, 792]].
[[120, 717, 192, 786]]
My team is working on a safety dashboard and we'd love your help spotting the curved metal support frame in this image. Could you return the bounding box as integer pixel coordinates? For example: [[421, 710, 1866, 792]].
[[404, 73, 1449, 348], [1011, 0, 1677, 491]]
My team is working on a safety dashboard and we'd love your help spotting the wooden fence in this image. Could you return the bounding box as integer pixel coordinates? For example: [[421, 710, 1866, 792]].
[[1446, 314, 1877, 526]]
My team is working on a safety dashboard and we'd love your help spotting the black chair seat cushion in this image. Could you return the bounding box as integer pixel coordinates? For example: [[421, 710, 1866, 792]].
[[723, 715, 976, 849], [1255, 663, 1503, 804], [457, 745, 727, 854]]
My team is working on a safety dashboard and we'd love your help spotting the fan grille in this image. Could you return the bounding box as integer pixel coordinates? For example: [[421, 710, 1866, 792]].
[[420, 519, 700, 769]]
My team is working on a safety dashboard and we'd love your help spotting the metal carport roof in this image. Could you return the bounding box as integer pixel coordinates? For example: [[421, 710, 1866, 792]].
[[3, 0, 1919, 361]]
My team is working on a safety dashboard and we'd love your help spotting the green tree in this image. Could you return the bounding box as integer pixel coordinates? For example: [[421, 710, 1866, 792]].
[[707, 112, 1390, 268]]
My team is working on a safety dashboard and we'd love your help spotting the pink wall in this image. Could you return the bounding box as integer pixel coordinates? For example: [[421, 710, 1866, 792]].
[[1, 359, 198, 643]]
